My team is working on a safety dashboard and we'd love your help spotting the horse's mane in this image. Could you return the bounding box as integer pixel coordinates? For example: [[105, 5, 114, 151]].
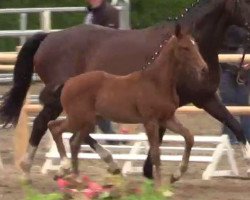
[[178, 0, 216, 22], [153, 0, 223, 29]]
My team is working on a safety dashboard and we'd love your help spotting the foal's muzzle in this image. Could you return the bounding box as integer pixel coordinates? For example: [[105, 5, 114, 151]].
[[197, 65, 209, 80]]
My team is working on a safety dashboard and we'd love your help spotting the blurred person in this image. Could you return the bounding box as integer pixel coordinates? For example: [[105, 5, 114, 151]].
[[219, 25, 250, 144], [84, 0, 119, 143], [84, 0, 119, 29]]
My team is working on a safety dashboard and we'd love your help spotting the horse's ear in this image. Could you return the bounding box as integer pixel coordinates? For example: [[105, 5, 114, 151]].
[[175, 23, 182, 39]]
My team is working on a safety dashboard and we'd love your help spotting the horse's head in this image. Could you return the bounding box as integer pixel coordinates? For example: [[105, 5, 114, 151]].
[[169, 24, 208, 81], [225, 0, 250, 32]]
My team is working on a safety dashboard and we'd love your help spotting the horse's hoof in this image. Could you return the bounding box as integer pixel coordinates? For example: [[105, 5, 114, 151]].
[[143, 165, 153, 179]]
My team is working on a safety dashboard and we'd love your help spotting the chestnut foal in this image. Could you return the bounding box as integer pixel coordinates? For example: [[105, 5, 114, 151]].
[[48, 25, 208, 187]]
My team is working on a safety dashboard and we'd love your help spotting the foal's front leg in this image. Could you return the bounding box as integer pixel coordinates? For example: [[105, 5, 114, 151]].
[[144, 121, 161, 188], [165, 116, 194, 183]]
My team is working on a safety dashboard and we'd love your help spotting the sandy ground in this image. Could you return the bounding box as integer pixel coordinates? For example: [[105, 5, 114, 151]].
[[0, 83, 250, 200]]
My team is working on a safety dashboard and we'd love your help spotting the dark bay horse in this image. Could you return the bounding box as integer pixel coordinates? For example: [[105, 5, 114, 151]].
[[0, 0, 250, 180], [48, 25, 207, 186]]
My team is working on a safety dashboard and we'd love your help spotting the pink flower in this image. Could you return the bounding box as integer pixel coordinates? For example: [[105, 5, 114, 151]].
[[83, 188, 96, 199], [57, 178, 70, 189]]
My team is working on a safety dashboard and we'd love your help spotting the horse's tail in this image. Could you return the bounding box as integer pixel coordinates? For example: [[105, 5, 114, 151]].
[[0, 32, 48, 127]]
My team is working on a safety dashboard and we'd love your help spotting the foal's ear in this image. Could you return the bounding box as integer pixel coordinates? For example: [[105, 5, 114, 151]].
[[175, 23, 182, 39]]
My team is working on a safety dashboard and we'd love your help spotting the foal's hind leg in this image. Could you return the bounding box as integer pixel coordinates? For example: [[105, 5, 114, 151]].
[[144, 121, 161, 188], [70, 124, 95, 177], [84, 136, 121, 174], [165, 116, 194, 183], [48, 119, 71, 178]]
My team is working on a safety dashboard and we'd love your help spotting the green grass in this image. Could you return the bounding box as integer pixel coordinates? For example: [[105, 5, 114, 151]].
[[23, 186, 62, 200]]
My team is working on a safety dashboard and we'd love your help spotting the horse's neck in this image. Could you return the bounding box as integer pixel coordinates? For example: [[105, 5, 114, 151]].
[[173, 0, 233, 91], [176, 0, 232, 67]]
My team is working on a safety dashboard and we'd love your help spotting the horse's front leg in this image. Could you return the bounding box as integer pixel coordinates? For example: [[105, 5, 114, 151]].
[[84, 135, 121, 174], [195, 94, 250, 159], [20, 103, 62, 182], [48, 119, 71, 179], [144, 120, 161, 188], [20, 85, 63, 182], [165, 116, 194, 183]]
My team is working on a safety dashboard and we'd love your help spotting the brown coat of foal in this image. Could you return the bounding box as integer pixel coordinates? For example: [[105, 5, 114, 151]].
[[48, 25, 208, 187]]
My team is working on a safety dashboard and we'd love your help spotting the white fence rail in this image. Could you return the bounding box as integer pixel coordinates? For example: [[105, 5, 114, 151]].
[[42, 133, 239, 180], [0, 3, 130, 45]]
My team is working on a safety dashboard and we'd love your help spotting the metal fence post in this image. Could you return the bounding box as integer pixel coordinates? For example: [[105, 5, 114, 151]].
[[40, 10, 51, 32], [19, 13, 27, 45]]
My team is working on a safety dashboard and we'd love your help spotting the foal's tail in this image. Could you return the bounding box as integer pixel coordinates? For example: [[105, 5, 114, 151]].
[[0, 32, 48, 127]]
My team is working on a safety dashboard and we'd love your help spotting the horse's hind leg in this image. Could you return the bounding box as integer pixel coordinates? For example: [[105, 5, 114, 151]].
[[20, 86, 62, 180], [165, 116, 194, 183], [84, 135, 121, 174], [144, 121, 161, 188], [48, 119, 71, 178]]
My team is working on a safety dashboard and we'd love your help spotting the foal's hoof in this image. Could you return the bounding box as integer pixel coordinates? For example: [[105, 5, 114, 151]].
[[170, 173, 180, 184], [247, 169, 250, 177], [20, 160, 31, 174], [170, 175, 178, 184], [54, 174, 64, 181], [54, 167, 71, 181], [107, 167, 121, 175], [19, 173, 32, 185]]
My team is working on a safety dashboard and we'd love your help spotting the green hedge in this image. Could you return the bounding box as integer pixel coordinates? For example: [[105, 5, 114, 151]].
[[0, 0, 196, 51]]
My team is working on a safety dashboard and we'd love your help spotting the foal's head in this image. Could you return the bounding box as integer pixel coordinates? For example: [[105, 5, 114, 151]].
[[168, 24, 208, 81]]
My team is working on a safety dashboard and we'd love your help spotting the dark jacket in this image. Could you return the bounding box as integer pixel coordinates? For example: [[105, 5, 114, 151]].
[[220, 25, 249, 73], [85, 0, 119, 29], [221, 25, 247, 52]]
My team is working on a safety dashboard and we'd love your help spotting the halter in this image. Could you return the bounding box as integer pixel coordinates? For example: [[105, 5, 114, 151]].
[[234, 0, 250, 84]]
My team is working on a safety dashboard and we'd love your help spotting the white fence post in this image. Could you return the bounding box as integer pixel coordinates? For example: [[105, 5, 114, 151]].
[[0, 154, 3, 170], [40, 10, 51, 32], [19, 13, 27, 45], [117, 0, 130, 30]]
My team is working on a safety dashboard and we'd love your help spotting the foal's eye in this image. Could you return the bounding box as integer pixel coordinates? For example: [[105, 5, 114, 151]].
[[182, 47, 190, 51]]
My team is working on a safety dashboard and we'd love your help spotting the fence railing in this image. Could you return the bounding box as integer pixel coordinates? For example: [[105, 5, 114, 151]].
[[0, 53, 249, 84], [0, 4, 130, 46]]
